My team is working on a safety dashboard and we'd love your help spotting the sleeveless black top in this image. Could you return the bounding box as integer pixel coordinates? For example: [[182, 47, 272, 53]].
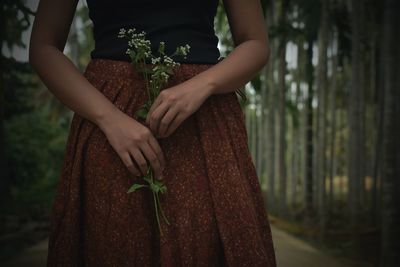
[[86, 0, 221, 64]]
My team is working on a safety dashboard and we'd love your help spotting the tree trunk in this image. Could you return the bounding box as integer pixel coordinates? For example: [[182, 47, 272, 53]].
[[371, 4, 383, 226], [267, 56, 277, 213], [304, 37, 315, 221], [277, 0, 289, 218], [258, 87, 265, 187], [349, 0, 366, 232], [0, 37, 5, 199], [379, 0, 400, 265], [316, 0, 329, 238], [348, 0, 367, 256], [328, 29, 338, 219]]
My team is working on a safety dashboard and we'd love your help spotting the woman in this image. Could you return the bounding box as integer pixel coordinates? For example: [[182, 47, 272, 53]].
[[29, 0, 277, 266]]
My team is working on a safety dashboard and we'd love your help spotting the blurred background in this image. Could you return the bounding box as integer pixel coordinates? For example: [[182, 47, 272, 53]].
[[1, 0, 399, 266]]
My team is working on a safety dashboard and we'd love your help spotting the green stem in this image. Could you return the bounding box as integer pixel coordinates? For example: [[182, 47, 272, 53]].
[[122, 31, 190, 235], [156, 192, 170, 225], [141, 58, 151, 100], [151, 171, 163, 235], [168, 51, 177, 58], [153, 190, 162, 235]]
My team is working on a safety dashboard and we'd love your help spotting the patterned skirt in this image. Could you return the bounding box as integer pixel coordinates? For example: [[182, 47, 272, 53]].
[[46, 58, 276, 267]]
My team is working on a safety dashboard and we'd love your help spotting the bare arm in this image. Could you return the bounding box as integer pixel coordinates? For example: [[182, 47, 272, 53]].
[[29, 0, 165, 179], [29, 0, 118, 127], [175, 0, 270, 97], [145, 0, 270, 137]]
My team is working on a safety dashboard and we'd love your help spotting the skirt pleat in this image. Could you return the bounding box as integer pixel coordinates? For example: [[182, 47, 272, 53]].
[[46, 58, 276, 267]]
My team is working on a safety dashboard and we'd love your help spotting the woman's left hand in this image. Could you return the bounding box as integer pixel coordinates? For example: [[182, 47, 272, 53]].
[[145, 82, 212, 138]]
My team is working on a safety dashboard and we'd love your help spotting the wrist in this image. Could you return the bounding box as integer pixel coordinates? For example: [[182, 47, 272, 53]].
[[93, 104, 120, 131], [202, 76, 217, 97]]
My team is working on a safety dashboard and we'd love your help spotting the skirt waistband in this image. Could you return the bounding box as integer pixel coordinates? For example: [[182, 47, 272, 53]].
[[83, 57, 217, 86]]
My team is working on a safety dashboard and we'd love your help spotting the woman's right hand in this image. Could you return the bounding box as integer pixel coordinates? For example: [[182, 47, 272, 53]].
[[96, 106, 166, 180]]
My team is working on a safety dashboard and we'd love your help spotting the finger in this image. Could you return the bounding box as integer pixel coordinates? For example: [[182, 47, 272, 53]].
[[149, 101, 170, 134], [163, 112, 184, 137], [158, 106, 179, 136], [120, 151, 141, 176], [147, 134, 166, 170], [146, 97, 162, 125], [138, 141, 163, 179], [129, 147, 149, 176]]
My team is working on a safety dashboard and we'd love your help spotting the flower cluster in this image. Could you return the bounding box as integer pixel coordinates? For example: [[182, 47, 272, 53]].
[[118, 28, 191, 109], [175, 44, 191, 58], [117, 27, 191, 236]]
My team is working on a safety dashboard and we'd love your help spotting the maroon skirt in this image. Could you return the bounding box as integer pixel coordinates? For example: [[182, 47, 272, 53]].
[[46, 58, 276, 267]]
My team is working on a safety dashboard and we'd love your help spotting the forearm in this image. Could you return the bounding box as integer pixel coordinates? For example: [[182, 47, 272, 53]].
[[29, 44, 118, 128], [181, 39, 269, 97]]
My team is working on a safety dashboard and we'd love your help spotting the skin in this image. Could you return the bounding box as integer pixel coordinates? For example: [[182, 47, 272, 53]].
[[29, 0, 270, 181], [147, 0, 270, 138]]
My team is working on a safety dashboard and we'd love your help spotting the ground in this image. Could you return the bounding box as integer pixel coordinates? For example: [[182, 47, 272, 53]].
[[4, 225, 370, 267]]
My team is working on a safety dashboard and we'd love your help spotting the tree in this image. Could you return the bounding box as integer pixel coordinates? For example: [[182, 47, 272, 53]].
[[315, 0, 329, 237], [348, 0, 367, 255], [0, 0, 35, 200], [379, 0, 400, 266]]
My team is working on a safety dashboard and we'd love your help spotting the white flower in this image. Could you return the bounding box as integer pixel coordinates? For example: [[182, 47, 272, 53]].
[[163, 55, 173, 64], [118, 28, 126, 38], [175, 44, 191, 56], [151, 57, 161, 64]]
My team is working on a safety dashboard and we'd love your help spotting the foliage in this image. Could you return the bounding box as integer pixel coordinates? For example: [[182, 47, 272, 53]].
[[2, 57, 37, 118], [3, 108, 68, 218], [0, 0, 35, 50], [0, 0, 70, 245]]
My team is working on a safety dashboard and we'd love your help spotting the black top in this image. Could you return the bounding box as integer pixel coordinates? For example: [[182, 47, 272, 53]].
[[86, 0, 222, 64]]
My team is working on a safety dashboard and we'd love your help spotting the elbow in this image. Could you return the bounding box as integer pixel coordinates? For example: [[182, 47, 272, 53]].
[[256, 37, 270, 66], [29, 40, 62, 69], [258, 43, 270, 68], [29, 41, 45, 71], [28, 36, 44, 68]]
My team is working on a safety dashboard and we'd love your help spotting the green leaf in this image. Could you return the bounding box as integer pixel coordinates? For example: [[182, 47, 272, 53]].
[[135, 106, 148, 119], [142, 175, 153, 185], [159, 184, 167, 194], [150, 183, 159, 193], [150, 179, 167, 194], [127, 183, 148, 193]]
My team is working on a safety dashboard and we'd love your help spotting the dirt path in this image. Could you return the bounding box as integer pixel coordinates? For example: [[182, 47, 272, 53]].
[[4, 226, 363, 267], [271, 226, 365, 267]]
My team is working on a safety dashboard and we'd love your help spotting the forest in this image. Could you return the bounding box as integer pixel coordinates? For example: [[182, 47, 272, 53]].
[[1, 0, 399, 266]]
